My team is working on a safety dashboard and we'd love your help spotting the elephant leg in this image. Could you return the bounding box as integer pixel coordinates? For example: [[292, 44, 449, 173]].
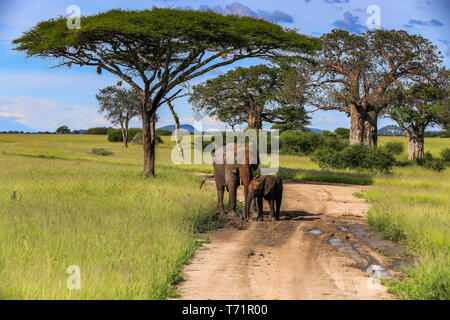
[[275, 197, 282, 221], [269, 200, 275, 221], [227, 181, 238, 217], [257, 196, 264, 221], [217, 185, 225, 215]]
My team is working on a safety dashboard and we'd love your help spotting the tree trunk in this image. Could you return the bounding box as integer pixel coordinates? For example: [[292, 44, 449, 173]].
[[121, 121, 129, 148], [142, 109, 156, 177], [167, 101, 184, 159], [247, 109, 262, 130], [407, 131, 424, 161], [363, 110, 378, 146], [349, 104, 365, 145]]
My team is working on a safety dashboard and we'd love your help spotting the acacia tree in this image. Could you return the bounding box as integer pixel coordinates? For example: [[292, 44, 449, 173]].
[[190, 65, 310, 130], [56, 125, 70, 134], [385, 83, 448, 160], [13, 8, 320, 176], [96, 86, 140, 148], [286, 29, 442, 146]]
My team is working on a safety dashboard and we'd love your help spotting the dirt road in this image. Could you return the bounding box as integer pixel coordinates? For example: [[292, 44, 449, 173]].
[[177, 179, 408, 300]]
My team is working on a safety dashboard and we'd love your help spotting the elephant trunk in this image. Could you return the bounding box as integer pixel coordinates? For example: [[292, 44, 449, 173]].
[[245, 191, 255, 220]]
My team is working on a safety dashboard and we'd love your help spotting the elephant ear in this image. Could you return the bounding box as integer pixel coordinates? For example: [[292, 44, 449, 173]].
[[263, 176, 276, 197]]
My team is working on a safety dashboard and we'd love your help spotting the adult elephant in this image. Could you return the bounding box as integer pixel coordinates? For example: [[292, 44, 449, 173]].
[[213, 142, 258, 218]]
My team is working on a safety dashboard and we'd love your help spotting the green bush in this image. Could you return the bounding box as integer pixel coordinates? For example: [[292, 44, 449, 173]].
[[107, 128, 143, 142], [311, 144, 395, 173], [89, 148, 113, 156], [334, 127, 350, 139], [83, 127, 110, 135], [384, 141, 405, 155], [130, 132, 162, 145], [279, 130, 346, 156], [416, 152, 445, 172], [441, 148, 450, 162], [279, 130, 322, 155]]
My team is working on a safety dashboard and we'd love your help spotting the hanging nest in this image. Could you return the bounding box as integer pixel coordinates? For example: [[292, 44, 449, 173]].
[[67, 62, 72, 68], [96, 66, 102, 75], [221, 51, 227, 59], [116, 80, 122, 87]]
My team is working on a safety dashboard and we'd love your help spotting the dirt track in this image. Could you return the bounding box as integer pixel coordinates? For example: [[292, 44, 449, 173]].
[[176, 179, 408, 300]]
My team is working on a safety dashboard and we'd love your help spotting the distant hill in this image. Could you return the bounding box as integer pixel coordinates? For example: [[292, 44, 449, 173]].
[[307, 128, 322, 133], [0, 116, 37, 133], [378, 125, 405, 136], [157, 124, 200, 134]]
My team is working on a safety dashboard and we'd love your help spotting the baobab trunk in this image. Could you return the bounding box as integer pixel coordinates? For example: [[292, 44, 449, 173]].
[[363, 110, 378, 146], [349, 104, 365, 145], [167, 101, 184, 159], [142, 110, 156, 177], [406, 131, 424, 161]]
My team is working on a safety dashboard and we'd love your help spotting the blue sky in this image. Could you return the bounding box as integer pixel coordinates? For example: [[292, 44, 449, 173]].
[[0, 0, 449, 132]]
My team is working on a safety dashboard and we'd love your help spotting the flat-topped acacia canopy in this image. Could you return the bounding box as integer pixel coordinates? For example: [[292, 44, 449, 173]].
[[14, 8, 319, 53], [13, 8, 321, 176]]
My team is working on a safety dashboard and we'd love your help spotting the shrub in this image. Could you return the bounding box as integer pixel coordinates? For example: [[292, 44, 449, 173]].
[[334, 127, 350, 139], [107, 128, 143, 142], [130, 132, 162, 145], [311, 144, 395, 173], [441, 148, 450, 162], [84, 127, 110, 135], [416, 152, 445, 172], [384, 141, 405, 155], [279, 130, 321, 155], [279, 130, 346, 156], [89, 148, 113, 156]]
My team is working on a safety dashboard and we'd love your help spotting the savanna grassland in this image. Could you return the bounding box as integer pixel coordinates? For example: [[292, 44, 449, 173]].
[[0, 134, 218, 299], [0, 134, 449, 299]]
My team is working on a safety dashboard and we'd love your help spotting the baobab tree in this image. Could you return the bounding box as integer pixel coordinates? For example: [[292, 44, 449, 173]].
[[384, 81, 448, 160], [286, 29, 443, 146], [13, 8, 320, 176]]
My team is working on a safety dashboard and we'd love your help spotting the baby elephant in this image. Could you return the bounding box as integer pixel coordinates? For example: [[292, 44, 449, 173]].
[[245, 175, 283, 221]]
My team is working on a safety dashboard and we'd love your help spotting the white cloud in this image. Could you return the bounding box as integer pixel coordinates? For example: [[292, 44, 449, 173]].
[[0, 96, 110, 131]]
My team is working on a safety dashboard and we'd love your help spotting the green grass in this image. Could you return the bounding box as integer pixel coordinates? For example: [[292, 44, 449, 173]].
[[0, 134, 448, 299], [0, 134, 218, 299]]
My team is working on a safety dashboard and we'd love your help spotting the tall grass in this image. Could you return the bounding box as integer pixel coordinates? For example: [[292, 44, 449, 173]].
[[0, 135, 217, 299], [366, 167, 449, 300]]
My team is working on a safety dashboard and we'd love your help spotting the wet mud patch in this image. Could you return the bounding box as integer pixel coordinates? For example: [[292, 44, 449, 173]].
[[332, 219, 414, 274]]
